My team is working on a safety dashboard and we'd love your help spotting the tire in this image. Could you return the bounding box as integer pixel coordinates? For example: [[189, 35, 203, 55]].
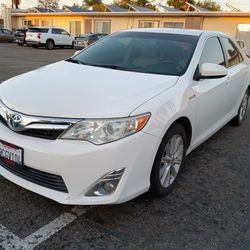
[[231, 88, 249, 126], [17, 43, 23, 46], [46, 39, 54, 50], [150, 123, 187, 197]]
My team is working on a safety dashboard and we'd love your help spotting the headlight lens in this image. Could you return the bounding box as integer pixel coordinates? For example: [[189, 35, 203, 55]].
[[60, 113, 150, 145]]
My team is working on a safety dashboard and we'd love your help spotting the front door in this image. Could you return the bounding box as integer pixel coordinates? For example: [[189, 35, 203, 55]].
[[192, 36, 231, 145]]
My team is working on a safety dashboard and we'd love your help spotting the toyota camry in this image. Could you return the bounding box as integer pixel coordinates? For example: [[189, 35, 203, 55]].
[[0, 29, 249, 205]]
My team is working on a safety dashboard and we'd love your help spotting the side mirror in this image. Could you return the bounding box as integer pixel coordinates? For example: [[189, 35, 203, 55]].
[[194, 63, 227, 80]]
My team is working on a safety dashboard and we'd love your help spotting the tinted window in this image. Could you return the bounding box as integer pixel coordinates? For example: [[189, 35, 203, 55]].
[[60, 29, 69, 35], [52, 29, 60, 34], [221, 38, 243, 67], [73, 32, 199, 76], [200, 37, 225, 67], [28, 28, 49, 33], [0, 30, 3, 34]]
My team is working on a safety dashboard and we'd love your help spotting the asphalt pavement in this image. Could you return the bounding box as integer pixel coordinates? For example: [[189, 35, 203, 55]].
[[0, 43, 249, 250]]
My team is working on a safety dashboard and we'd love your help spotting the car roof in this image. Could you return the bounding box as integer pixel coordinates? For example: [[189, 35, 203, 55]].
[[122, 28, 227, 37]]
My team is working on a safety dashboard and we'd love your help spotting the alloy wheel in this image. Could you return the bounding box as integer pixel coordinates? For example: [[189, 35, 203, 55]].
[[159, 134, 184, 188]]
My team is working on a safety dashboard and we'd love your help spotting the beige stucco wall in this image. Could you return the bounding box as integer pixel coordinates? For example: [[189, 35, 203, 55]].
[[13, 15, 187, 34], [12, 14, 250, 38], [203, 17, 250, 37], [14, 15, 84, 33], [83, 16, 186, 33]]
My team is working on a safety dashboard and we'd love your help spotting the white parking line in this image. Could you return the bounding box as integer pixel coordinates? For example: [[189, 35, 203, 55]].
[[0, 224, 25, 250], [0, 206, 90, 250]]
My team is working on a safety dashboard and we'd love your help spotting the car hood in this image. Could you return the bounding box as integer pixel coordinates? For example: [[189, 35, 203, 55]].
[[0, 61, 178, 118]]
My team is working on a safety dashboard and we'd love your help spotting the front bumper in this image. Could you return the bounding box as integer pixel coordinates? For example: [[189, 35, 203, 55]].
[[0, 123, 160, 205]]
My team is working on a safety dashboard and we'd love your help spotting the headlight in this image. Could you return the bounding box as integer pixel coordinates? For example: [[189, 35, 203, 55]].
[[60, 113, 150, 145]]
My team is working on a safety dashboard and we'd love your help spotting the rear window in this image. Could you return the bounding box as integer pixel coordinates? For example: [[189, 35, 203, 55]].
[[28, 28, 49, 33], [80, 34, 93, 38]]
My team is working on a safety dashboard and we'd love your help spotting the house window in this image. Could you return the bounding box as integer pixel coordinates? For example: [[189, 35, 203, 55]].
[[23, 20, 32, 27], [95, 20, 111, 34], [164, 22, 184, 29], [139, 21, 159, 28], [70, 21, 81, 36], [41, 20, 53, 27]]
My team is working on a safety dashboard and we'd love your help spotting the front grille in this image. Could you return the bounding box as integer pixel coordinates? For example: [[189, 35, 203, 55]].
[[0, 120, 65, 140], [0, 100, 80, 140], [0, 159, 68, 193], [19, 129, 65, 140]]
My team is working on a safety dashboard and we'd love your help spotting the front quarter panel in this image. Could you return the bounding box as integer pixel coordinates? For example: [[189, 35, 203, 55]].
[[130, 76, 197, 143]]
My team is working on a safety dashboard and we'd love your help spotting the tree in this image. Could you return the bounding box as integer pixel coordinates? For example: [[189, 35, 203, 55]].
[[196, 0, 221, 11], [83, 0, 105, 11], [167, 0, 195, 10], [72, 3, 82, 8], [12, 0, 21, 9], [135, 0, 156, 10], [38, 0, 60, 9], [114, 0, 156, 10], [167, 0, 220, 11]]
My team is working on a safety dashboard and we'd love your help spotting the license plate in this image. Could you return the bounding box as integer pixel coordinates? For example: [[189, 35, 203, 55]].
[[0, 140, 23, 166]]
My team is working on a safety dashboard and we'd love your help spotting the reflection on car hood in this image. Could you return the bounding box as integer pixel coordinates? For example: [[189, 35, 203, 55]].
[[0, 61, 179, 118]]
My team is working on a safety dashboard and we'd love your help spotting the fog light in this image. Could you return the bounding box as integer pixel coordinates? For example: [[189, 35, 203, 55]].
[[85, 168, 125, 197], [103, 182, 115, 193]]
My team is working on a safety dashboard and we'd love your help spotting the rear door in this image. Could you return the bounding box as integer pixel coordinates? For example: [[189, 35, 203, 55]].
[[220, 37, 249, 112], [192, 36, 231, 144], [0, 29, 4, 42], [3, 29, 14, 42], [60, 29, 73, 46], [51, 28, 61, 45]]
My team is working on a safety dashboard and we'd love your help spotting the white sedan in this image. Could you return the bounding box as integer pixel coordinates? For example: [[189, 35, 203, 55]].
[[0, 29, 249, 205]]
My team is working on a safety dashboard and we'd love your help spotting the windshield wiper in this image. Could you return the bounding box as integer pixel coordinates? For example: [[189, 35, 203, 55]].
[[65, 58, 85, 65], [87, 64, 139, 72]]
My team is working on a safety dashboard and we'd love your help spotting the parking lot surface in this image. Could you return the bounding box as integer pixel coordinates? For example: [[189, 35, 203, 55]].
[[0, 43, 249, 250]]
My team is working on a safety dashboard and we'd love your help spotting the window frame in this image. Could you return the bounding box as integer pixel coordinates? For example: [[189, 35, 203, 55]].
[[94, 20, 111, 34], [219, 36, 244, 68], [138, 20, 160, 29], [163, 22, 184, 29], [199, 35, 226, 68]]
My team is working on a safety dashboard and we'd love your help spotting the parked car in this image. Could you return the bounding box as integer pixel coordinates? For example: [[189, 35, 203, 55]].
[[0, 28, 14, 43], [26, 26, 75, 49], [74, 33, 108, 50], [0, 29, 249, 205], [14, 28, 28, 46]]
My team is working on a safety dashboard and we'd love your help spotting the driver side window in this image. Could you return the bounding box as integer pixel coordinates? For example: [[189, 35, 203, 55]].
[[200, 37, 225, 67]]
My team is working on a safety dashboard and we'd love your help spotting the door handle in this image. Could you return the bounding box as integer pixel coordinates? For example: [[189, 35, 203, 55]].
[[226, 78, 231, 85]]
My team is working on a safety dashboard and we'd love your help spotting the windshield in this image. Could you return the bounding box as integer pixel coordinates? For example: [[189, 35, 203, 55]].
[[72, 31, 199, 76]]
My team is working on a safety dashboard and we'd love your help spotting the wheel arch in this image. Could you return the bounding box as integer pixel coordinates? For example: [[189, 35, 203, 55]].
[[46, 38, 54, 44], [167, 116, 192, 149]]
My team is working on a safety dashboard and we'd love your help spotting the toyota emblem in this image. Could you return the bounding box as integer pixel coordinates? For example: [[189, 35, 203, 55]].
[[8, 113, 23, 131]]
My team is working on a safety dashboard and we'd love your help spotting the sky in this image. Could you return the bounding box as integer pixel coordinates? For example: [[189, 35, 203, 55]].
[[1, 0, 250, 11]]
